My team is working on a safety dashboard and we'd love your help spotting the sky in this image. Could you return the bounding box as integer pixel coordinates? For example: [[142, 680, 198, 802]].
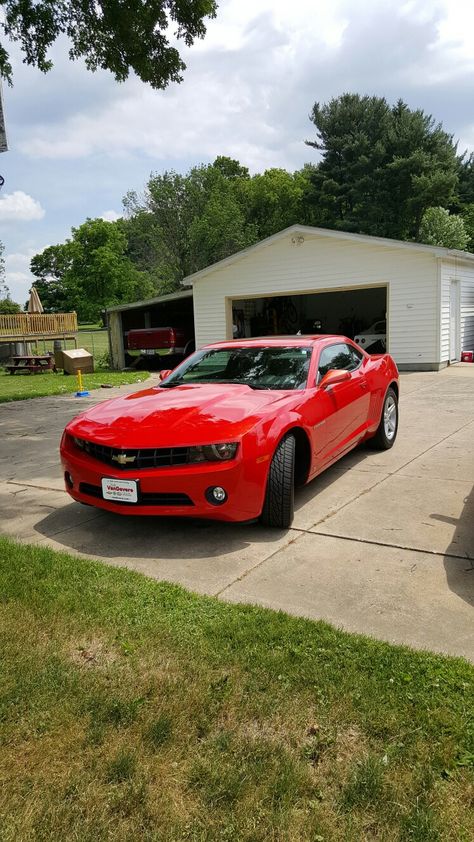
[[1, 0, 473, 304]]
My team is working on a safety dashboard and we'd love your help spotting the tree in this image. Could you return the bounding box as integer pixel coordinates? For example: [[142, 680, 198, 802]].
[[188, 181, 254, 270], [30, 242, 76, 313], [126, 157, 255, 288], [457, 153, 474, 208], [306, 94, 459, 240], [0, 297, 21, 313], [118, 211, 174, 292], [0, 0, 217, 87], [238, 168, 312, 241], [419, 207, 469, 250], [461, 205, 474, 251], [30, 218, 155, 320]]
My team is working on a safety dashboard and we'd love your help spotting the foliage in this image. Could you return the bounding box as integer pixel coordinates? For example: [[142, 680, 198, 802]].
[[0, 535, 472, 839], [457, 152, 474, 208], [124, 158, 316, 291], [461, 204, 474, 251], [0, 296, 21, 313], [124, 158, 256, 288], [306, 94, 459, 240], [419, 207, 469, 250], [0, 0, 217, 87], [239, 167, 313, 241], [30, 218, 155, 320]]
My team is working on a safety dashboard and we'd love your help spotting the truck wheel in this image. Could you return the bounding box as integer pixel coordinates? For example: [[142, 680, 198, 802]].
[[260, 434, 295, 529]]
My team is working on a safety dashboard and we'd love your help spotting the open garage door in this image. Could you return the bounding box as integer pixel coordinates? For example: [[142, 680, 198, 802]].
[[231, 286, 388, 353]]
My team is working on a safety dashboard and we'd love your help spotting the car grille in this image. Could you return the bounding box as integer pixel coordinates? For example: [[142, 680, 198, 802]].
[[79, 483, 194, 507], [76, 438, 190, 470]]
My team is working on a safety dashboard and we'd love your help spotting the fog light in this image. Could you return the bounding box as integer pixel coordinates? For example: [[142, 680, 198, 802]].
[[205, 486, 227, 505], [65, 471, 73, 489]]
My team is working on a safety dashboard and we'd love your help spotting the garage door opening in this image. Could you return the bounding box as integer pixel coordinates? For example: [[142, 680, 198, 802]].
[[231, 287, 387, 353], [120, 292, 195, 369]]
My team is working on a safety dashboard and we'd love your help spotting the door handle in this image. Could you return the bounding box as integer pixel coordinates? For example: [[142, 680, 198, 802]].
[[359, 380, 368, 390]]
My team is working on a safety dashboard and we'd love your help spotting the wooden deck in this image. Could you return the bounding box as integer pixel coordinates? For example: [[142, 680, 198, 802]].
[[0, 312, 78, 341]]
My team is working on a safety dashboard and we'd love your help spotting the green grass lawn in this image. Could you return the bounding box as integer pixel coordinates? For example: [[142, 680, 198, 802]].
[[25, 328, 110, 359], [0, 369, 150, 403], [0, 537, 472, 841]]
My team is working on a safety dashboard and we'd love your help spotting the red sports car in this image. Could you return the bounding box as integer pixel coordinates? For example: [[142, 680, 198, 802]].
[[60, 336, 399, 528]]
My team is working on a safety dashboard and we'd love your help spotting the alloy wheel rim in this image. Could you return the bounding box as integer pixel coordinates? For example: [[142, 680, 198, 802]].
[[384, 395, 397, 440]]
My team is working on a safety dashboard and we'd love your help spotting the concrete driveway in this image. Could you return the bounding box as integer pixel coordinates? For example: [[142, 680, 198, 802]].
[[1, 367, 473, 661]]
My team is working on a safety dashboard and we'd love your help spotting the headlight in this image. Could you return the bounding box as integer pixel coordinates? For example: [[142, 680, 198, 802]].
[[73, 436, 84, 449], [188, 443, 238, 463]]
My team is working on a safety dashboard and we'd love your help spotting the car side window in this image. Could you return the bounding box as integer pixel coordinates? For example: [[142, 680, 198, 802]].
[[349, 344, 364, 367], [318, 343, 362, 380]]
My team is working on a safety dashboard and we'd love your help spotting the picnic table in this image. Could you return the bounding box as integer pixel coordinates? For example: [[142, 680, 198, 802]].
[[6, 354, 55, 375]]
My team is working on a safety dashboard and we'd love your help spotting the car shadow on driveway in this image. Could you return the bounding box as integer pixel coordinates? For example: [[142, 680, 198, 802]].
[[33, 504, 288, 560], [32, 441, 379, 564], [293, 443, 373, 508], [433, 484, 474, 609], [34, 442, 377, 555]]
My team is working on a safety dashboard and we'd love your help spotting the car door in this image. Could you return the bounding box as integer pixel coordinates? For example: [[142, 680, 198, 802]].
[[311, 342, 370, 467]]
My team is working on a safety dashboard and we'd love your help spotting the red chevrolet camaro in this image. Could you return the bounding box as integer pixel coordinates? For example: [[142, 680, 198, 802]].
[[60, 336, 399, 528]]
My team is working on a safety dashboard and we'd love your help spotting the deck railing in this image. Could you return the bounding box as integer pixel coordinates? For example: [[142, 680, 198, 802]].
[[0, 312, 78, 338]]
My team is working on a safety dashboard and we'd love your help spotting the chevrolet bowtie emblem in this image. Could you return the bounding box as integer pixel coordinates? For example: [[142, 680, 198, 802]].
[[112, 453, 136, 465]]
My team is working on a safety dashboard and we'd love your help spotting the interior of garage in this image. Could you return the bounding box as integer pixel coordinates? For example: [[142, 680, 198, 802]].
[[231, 287, 387, 348], [121, 295, 194, 336], [107, 291, 195, 370]]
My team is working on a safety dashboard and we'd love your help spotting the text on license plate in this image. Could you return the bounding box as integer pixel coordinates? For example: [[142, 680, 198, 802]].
[[101, 478, 138, 503]]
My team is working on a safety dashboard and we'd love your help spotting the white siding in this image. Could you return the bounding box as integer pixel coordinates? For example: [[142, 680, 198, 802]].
[[439, 259, 474, 359], [192, 232, 440, 367], [461, 264, 474, 352], [439, 260, 451, 362]]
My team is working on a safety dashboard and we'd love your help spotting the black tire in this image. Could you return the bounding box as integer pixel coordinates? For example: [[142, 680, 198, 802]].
[[260, 434, 295, 528], [369, 387, 398, 450]]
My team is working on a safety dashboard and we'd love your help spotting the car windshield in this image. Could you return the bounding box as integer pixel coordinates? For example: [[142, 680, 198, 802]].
[[160, 346, 312, 390]]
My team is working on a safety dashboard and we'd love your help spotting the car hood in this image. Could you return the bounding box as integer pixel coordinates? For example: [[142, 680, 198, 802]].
[[67, 383, 294, 448]]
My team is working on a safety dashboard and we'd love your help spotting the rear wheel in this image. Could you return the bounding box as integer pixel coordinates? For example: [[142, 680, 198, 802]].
[[260, 434, 295, 528], [369, 387, 398, 450]]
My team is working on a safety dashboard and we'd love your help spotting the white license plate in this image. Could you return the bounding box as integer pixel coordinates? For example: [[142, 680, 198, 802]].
[[101, 478, 138, 503]]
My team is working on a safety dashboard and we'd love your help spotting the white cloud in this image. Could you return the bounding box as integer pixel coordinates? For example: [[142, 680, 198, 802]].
[[0, 191, 45, 222], [17, 0, 474, 174], [4, 247, 48, 303], [100, 209, 121, 222], [3, 0, 474, 292]]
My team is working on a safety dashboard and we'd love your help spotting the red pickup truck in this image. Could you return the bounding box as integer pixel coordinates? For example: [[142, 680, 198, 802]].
[[125, 327, 195, 362]]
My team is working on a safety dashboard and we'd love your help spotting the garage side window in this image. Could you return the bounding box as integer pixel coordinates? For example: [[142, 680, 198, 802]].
[[318, 343, 362, 380]]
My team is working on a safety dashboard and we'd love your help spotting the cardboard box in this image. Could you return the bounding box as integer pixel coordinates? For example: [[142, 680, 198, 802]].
[[62, 348, 94, 375]]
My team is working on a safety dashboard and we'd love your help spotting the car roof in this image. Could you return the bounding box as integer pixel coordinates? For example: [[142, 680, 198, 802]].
[[203, 335, 348, 349]]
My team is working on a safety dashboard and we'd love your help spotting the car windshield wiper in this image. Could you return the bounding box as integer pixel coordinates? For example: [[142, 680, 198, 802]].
[[159, 378, 185, 388], [159, 379, 271, 390], [205, 379, 267, 390]]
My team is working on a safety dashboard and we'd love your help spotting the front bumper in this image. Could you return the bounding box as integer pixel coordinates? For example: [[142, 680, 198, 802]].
[[60, 444, 269, 522]]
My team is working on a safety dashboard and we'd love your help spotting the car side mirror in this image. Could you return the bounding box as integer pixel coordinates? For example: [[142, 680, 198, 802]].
[[319, 369, 351, 389], [159, 369, 172, 381]]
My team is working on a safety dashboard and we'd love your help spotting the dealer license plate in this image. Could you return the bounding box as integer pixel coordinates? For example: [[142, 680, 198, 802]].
[[101, 478, 138, 503]]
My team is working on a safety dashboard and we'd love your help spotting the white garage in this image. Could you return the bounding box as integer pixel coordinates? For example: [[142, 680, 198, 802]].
[[184, 225, 474, 370]]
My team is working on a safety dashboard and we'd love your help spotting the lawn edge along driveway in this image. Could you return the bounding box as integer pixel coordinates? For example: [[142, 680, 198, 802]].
[[0, 536, 472, 842]]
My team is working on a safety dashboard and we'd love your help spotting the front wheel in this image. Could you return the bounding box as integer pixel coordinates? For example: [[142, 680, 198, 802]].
[[260, 434, 295, 529], [369, 387, 398, 450]]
